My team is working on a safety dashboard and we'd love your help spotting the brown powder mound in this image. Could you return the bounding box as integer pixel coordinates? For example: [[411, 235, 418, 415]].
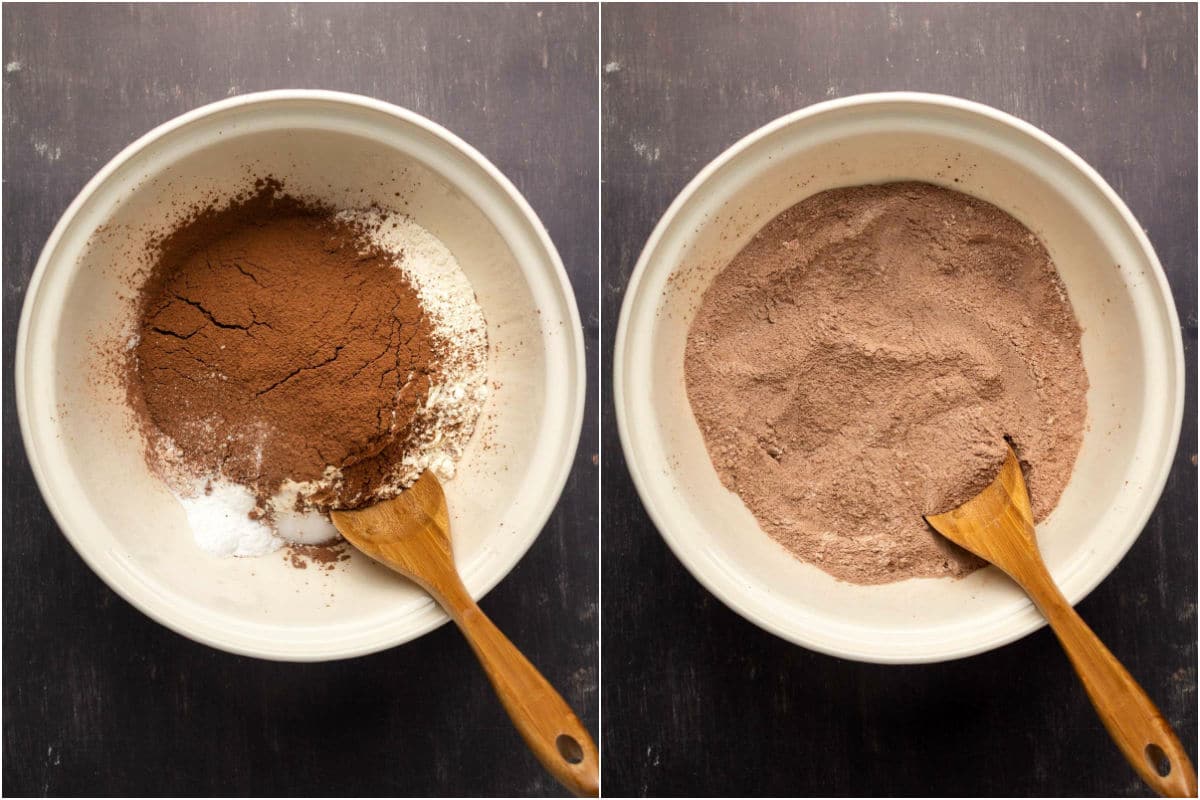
[[129, 180, 436, 512], [684, 182, 1088, 584]]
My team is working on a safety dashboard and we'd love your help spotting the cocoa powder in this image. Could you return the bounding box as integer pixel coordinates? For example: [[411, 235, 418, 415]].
[[286, 541, 353, 571], [685, 182, 1088, 584], [129, 179, 437, 512]]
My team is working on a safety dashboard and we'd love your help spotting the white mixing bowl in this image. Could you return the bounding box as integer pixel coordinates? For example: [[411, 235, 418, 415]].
[[614, 92, 1184, 664], [16, 91, 585, 661]]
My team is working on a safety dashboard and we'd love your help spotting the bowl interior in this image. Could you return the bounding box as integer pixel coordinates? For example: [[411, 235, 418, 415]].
[[618, 97, 1181, 663], [19, 95, 583, 660]]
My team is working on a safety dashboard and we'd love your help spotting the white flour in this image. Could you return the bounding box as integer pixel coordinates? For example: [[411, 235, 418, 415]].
[[175, 210, 489, 558], [338, 209, 491, 486]]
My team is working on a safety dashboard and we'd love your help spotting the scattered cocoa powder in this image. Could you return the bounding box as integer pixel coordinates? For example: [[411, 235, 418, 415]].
[[128, 179, 438, 513], [286, 541, 353, 571], [685, 182, 1088, 584]]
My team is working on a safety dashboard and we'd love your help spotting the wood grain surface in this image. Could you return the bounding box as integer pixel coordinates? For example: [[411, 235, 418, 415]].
[[2, 4, 597, 797], [600, 3, 1197, 797]]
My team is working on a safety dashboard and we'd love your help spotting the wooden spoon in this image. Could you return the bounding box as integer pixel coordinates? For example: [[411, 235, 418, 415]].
[[925, 444, 1197, 798], [330, 471, 599, 797]]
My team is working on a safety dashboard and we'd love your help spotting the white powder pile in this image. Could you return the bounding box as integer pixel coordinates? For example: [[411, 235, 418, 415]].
[[338, 209, 492, 485], [182, 482, 282, 557], [173, 210, 489, 558]]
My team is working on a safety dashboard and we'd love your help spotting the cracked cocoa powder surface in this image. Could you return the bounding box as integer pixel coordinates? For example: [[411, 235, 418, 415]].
[[685, 182, 1088, 584], [129, 181, 436, 511]]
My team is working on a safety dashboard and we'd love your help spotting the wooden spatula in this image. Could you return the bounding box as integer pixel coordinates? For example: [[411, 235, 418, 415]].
[[330, 471, 600, 797], [925, 444, 1196, 797]]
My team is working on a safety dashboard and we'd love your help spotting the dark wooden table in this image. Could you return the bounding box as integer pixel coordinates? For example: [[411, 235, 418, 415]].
[[2, 4, 597, 796], [601, 4, 1197, 796]]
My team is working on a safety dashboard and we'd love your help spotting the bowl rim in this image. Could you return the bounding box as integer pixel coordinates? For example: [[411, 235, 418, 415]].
[[15, 89, 587, 661], [613, 90, 1185, 664]]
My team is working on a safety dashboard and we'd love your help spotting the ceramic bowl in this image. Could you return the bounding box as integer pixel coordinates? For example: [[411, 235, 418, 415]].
[[614, 92, 1183, 663], [16, 90, 585, 661]]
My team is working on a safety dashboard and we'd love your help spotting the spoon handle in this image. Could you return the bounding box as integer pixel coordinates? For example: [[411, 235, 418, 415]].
[[430, 576, 600, 797], [1022, 568, 1197, 797]]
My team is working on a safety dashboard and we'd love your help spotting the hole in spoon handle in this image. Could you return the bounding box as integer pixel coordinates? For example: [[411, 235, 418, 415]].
[[1146, 743, 1172, 778], [556, 734, 584, 764]]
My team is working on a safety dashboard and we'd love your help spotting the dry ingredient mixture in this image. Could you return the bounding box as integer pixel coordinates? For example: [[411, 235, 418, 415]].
[[126, 179, 488, 557], [684, 182, 1088, 584]]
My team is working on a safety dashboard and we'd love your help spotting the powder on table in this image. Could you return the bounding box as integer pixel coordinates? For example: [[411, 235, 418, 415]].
[[684, 182, 1088, 584]]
